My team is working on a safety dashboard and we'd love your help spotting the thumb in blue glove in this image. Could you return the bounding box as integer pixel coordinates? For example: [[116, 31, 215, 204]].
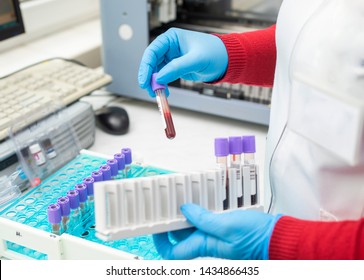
[[153, 203, 282, 260], [138, 28, 228, 97]]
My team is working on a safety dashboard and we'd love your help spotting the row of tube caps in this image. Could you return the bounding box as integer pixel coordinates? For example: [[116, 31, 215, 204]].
[[46, 148, 133, 235], [215, 135, 259, 210]]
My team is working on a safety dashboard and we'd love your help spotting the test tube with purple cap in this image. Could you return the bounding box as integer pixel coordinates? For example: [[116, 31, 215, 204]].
[[121, 148, 132, 178], [107, 158, 119, 179], [114, 153, 126, 178], [100, 164, 111, 181], [229, 136, 243, 207], [75, 183, 88, 215], [47, 203, 61, 235], [66, 189, 82, 230], [151, 73, 176, 139], [57, 196, 70, 232], [83, 177, 95, 206], [242, 135, 258, 205], [214, 137, 229, 210]]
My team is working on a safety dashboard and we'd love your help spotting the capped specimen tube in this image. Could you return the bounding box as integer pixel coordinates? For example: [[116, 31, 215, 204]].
[[151, 73, 176, 139]]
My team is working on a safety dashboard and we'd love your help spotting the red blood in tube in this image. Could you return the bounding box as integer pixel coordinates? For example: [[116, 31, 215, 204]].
[[164, 112, 176, 139]]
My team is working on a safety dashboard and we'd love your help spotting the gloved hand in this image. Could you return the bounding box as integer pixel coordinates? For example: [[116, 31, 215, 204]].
[[138, 28, 228, 97], [153, 203, 282, 260]]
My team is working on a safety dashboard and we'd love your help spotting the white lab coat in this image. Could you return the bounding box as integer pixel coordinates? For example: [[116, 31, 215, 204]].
[[264, 0, 364, 220]]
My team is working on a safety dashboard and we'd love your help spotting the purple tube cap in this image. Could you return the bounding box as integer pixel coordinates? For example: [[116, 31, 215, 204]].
[[47, 203, 61, 224], [229, 136, 242, 155], [114, 153, 125, 170], [214, 138, 229, 157], [242, 135, 256, 153], [151, 73, 166, 92], [107, 159, 118, 176], [91, 170, 103, 182], [83, 177, 94, 195], [66, 189, 80, 209], [100, 164, 111, 180], [75, 183, 88, 203], [57, 196, 70, 216], [121, 148, 132, 164]]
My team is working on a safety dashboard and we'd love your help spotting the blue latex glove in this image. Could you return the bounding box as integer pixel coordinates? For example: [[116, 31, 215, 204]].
[[153, 203, 282, 260], [138, 28, 228, 97]]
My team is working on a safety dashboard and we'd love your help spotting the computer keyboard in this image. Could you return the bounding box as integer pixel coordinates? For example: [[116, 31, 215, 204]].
[[0, 58, 112, 141]]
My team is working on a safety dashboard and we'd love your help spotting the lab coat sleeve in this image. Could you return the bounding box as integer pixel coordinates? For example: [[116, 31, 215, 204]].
[[269, 216, 364, 259], [214, 24, 276, 87]]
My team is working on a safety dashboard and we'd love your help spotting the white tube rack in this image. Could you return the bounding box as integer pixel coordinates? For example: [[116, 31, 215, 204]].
[[94, 168, 263, 241]]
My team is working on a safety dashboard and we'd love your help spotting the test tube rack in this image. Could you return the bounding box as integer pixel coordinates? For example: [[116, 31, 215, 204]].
[[0, 150, 173, 260], [94, 168, 263, 241]]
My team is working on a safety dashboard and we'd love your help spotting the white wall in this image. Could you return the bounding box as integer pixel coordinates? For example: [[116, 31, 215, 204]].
[[0, 0, 99, 52]]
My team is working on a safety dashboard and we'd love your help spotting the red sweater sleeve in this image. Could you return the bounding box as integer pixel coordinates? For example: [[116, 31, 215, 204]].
[[214, 25, 276, 87], [269, 216, 364, 259]]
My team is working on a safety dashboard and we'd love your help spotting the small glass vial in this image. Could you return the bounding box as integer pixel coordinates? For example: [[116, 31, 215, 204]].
[[29, 143, 46, 166]]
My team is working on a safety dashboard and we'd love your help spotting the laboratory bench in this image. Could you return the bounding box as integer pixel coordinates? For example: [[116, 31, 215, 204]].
[[0, 17, 269, 260]]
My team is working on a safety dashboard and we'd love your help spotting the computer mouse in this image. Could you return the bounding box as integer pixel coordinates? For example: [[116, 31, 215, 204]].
[[95, 105, 130, 135]]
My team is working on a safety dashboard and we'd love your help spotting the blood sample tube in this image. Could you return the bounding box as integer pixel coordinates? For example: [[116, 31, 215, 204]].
[[151, 73, 176, 139], [91, 170, 103, 182], [47, 203, 61, 235], [214, 137, 229, 210], [75, 183, 88, 215], [100, 164, 111, 180], [57, 196, 70, 232], [66, 189, 81, 231], [83, 177, 95, 206], [114, 153, 126, 178], [229, 136, 243, 207], [107, 159, 119, 179], [121, 148, 132, 178], [242, 135, 258, 205]]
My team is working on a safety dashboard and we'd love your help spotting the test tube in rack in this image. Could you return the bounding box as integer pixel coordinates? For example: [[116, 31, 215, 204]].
[[121, 148, 132, 178], [107, 159, 119, 179], [229, 136, 243, 207], [66, 189, 82, 231], [151, 73, 176, 139], [214, 138, 229, 210], [100, 164, 111, 180], [83, 177, 95, 205], [75, 183, 88, 215], [47, 203, 61, 235], [242, 136, 258, 205], [114, 153, 126, 178], [57, 196, 70, 232]]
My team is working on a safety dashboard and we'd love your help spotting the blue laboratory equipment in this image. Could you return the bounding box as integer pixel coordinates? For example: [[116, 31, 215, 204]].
[[0, 151, 174, 260]]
